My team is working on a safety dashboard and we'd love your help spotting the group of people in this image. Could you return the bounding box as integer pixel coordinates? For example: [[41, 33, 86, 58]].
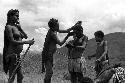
[[3, 9, 110, 83], [41, 18, 109, 83]]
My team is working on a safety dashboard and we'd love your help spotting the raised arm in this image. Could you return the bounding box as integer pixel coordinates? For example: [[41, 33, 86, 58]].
[[58, 27, 73, 33], [52, 31, 69, 46]]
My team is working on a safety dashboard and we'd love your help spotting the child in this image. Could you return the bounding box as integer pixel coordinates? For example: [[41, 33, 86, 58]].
[[88, 31, 109, 77], [42, 18, 73, 83], [65, 21, 88, 83]]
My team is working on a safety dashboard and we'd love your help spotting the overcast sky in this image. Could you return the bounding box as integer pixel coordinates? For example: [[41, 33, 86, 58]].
[[0, 0, 125, 53]]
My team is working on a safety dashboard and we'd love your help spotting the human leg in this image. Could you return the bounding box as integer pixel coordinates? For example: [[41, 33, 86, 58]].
[[44, 60, 53, 83], [69, 71, 77, 83], [17, 66, 23, 83]]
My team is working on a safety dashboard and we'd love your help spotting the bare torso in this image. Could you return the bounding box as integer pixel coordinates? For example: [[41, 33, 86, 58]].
[[68, 35, 87, 59], [6, 25, 23, 55], [96, 41, 107, 61], [43, 29, 57, 54]]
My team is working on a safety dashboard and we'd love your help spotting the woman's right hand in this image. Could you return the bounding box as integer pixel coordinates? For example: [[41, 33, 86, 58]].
[[26, 39, 35, 45]]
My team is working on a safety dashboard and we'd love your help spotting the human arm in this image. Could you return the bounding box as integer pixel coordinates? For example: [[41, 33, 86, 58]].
[[65, 40, 75, 49], [6, 25, 34, 45], [97, 41, 108, 61], [75, 36, 88, 51], [52, 31, 73, 46], [58, 27, 73, 33]]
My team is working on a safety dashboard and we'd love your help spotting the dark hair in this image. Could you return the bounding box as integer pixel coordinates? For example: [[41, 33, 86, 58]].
[[48, 18, 58, 30], [7, 9, 19, 17], [73, 24, 83, 32], [76, 21, 82, 25], [7, 9, 19, 25], [94, 30, 104, 38]]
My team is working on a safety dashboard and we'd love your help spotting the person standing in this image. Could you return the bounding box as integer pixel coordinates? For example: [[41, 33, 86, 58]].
[[3, 9, 34, 83], [65, 21, 88, 83], [42, 18, 73, 83], [88, 31, 109, 78]]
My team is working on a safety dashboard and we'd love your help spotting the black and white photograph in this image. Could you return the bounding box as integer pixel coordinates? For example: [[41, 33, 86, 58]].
[[0, 0, 125, 83]]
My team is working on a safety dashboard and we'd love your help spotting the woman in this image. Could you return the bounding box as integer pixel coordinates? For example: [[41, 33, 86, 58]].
[[65, 21, 88, 83], [3, 9, 34, 83]]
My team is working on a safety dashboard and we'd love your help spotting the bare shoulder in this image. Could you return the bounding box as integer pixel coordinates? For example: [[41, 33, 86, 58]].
[[6, 25, 15, 30], [50, 30, 57, 37], [51, 31, 57, 35], [5, 25, 13, 31]]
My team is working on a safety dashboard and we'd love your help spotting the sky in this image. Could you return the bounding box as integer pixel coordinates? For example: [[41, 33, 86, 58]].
[[0, 0, 125, 53]]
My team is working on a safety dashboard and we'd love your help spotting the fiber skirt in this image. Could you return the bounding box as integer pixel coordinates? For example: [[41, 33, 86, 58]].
[[68, 57, 86, 73]]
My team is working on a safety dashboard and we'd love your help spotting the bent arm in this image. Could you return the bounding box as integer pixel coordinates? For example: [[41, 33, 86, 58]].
[[58, 27, 73, 33], [6, 26, 28, 45], [99, 41, 108, 60], [52, 32, 69, 46], [75, 36, 88, 50], [58, 25, 76, 33]]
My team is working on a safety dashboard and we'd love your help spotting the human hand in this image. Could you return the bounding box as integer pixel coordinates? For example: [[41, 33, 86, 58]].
[[67, 32, 75, 37], [27, 38, 35, 45]]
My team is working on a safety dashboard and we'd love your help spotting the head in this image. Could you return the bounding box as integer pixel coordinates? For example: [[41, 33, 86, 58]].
[[76, 21, 82, 25], [73, 24, 83, 38], [48, 18, 59, 31], [7, 9, 19, 25], [94, 31, 104, 42]]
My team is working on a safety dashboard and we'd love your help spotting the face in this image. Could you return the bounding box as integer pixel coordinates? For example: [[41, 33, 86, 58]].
[[74, 30, 83, 38], [12, 12, 19, 23], [54, 22, 59, 31], [95, 36, 102, 42]]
